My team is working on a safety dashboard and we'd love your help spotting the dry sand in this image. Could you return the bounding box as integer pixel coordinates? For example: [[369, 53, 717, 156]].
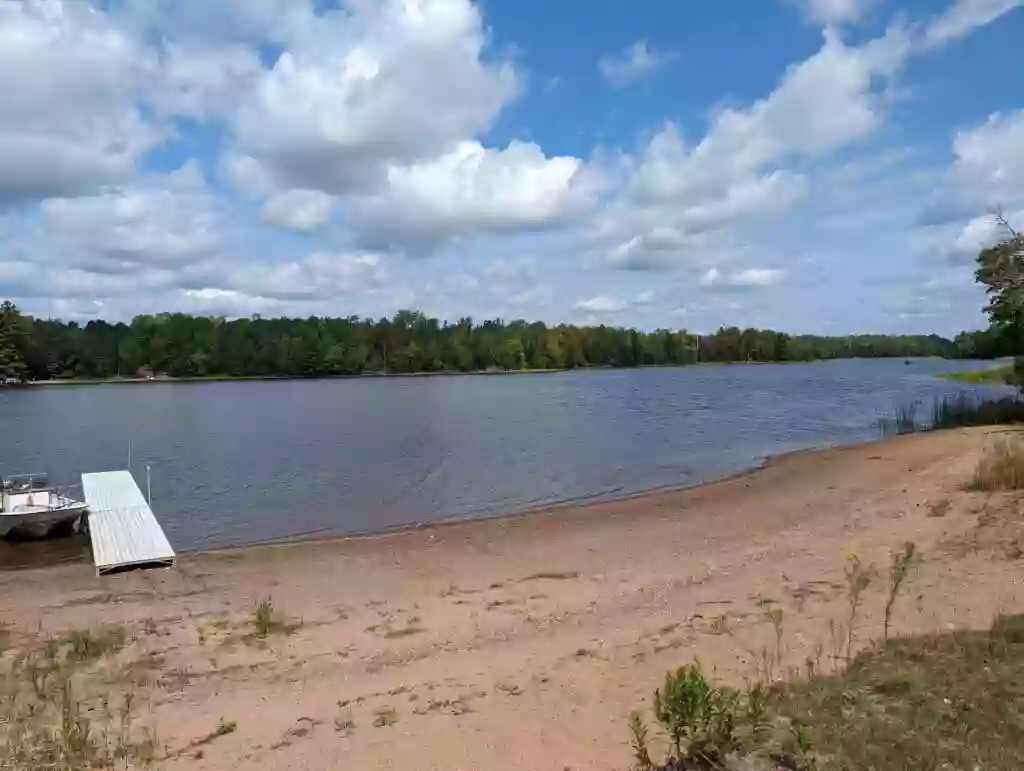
[[3, 426, 1024, 770]]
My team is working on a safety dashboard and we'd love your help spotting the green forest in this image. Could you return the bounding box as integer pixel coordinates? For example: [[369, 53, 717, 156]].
[[0, 300, 1004, 382]]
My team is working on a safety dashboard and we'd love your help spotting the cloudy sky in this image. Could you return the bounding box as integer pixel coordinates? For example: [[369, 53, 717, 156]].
[[1, 0, 1022, 334]]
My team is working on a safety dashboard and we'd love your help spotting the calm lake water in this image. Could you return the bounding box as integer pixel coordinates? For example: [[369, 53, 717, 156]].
[[0, 359, 1014, 564]]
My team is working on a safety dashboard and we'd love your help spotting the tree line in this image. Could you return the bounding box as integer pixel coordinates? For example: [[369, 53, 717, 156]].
[[0, 301, 986, 382], [974, 211, 1024, 380]]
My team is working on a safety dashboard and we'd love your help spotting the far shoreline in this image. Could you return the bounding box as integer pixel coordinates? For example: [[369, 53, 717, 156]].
[[17, 354, 991, 388]]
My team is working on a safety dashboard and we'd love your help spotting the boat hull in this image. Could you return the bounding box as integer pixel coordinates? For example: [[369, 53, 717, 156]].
[[0, 502, 88, 539]]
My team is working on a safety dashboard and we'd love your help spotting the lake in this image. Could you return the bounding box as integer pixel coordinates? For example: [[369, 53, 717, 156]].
[[0, 359, 1014, 564]]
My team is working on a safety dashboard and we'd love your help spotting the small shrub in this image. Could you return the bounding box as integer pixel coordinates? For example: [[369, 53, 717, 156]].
[[652, 663, 739, 763], [968, 439, 1024, 491], [254, 599, 276, 638], [372, 706, 398, 727], [249, 598, 298, 639], [629, 664, 809, 769]]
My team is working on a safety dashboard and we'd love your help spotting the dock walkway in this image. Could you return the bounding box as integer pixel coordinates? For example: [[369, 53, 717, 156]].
[[81, 471, 175, 576]]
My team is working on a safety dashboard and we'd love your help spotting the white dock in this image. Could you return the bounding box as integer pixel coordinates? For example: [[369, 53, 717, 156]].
[[81, 471, 176, 576]]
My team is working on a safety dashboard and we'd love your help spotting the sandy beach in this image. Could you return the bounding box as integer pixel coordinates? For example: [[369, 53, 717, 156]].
[[3, 426, 1024, 770]]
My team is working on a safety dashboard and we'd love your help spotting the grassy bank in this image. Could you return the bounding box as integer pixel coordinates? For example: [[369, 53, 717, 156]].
[[938, 362, 1015, 385], [774, 618, 1024, 770], [628, 616, 1024, 771]]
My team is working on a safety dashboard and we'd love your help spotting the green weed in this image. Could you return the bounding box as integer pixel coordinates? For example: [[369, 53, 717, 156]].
[[249, 598, 298, 640], [883, 542, 918, 641], [65, 626, 128, 662], [844, 555, 872, 663], [628, 710, 653, 770]]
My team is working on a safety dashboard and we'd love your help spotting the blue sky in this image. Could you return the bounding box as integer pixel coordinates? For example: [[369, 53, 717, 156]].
[[0, 0, 1022, 335]]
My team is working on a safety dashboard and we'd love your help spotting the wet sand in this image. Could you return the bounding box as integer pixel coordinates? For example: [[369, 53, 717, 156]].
[[2, 427, 1024, 770]]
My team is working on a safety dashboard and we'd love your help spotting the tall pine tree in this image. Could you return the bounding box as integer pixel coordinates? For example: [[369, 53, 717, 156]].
[[0, 301, 27, 383]]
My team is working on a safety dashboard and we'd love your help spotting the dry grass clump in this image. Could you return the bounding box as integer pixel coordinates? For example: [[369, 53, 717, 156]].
[[968, 438, 1024, 491], [0, 644, 157, 769], [248, 598, 300, 641]]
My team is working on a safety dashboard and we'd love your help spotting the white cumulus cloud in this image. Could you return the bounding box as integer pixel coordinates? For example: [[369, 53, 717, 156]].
[[228, 0, 518, 195], [349, 141, 598, 247], [0, 0, 159, 201], [593, 25, 911, 274], [39, 162, 226, 272]]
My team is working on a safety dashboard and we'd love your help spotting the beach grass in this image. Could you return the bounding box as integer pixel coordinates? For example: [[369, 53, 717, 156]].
[[1, 641, 157, 769], [881, 393, 1024, 435], [931, 393, 1024, 429]]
